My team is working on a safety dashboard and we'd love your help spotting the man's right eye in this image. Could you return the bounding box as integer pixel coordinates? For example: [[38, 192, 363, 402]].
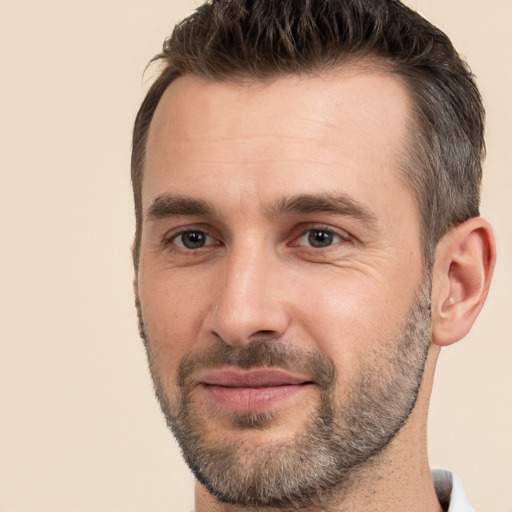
[[170, 230, 217, 250]]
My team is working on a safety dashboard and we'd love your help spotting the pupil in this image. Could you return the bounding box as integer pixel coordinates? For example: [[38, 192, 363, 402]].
[[183, 231, 205, 249], [308, 230, 333, 248]]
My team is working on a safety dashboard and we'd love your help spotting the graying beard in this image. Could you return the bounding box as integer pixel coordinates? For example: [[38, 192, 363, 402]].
[[139, 281, 431, 508]]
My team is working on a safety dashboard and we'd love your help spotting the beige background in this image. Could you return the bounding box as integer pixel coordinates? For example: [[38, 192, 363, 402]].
[[0, 1, 510, 511]]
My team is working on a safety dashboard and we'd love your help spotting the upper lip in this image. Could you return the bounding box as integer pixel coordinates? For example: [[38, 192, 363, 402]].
[[195, 368, 314, 388]]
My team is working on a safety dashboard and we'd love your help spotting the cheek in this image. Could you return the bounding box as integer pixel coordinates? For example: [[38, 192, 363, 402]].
[[138, 272, 211, 376], [290, 269, 417, 370]]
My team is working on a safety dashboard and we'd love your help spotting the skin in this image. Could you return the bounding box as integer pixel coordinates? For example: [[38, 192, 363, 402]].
[[136, 69, 495, 511]]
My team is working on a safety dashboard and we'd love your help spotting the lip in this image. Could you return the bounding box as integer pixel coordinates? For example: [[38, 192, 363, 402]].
[[197, 368, 313, 387], [194, 368, 315, 412]]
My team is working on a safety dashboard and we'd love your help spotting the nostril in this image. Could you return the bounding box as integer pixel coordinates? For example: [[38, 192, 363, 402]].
[[255, 330, 275, 336], [248, 330, 281, 341]]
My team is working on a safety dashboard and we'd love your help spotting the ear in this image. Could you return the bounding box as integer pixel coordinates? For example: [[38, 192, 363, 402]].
[[431, 217, 496, 347]]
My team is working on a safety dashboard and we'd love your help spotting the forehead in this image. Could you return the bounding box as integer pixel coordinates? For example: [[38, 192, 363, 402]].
[[143, 68, 415, 220]]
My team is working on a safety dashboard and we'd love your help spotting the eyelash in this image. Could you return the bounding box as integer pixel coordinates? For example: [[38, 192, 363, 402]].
[[162, 224, 352, 252], [292, 224, 351, 249], [163, 227, 218, 249]]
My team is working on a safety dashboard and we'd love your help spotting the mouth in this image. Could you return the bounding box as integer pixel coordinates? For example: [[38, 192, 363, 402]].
[[194, 368, 315, 412]]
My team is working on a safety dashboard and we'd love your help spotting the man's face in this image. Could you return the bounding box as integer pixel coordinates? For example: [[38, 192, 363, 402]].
[[137, 70, 431, 507]]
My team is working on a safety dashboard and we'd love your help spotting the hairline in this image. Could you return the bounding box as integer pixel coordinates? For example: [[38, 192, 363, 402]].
[[133, 59, 436, 271]]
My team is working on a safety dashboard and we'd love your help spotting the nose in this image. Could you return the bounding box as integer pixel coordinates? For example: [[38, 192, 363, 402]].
[[206, 243, 290, 346]]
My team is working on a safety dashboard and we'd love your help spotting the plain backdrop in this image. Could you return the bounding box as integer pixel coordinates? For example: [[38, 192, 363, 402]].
[[0, 1, 510, 511]]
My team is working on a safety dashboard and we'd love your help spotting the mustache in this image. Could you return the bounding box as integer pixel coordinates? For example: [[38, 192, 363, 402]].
[[176, 340, 337, 390]]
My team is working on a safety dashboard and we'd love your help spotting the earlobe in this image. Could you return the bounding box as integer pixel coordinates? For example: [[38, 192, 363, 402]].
[[431, 217, 496, 347]]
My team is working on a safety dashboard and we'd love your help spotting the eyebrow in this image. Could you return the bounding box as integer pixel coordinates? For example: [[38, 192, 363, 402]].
[[145, 192, 377, 226], [268, 193, 378, 225], [146, 195, 214, 222]]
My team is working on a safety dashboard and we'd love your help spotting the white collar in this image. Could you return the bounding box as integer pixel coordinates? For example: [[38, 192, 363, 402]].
[[432, 469, 475, 512]]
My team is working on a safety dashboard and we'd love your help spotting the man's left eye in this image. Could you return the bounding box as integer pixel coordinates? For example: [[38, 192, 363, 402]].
[[297, 229, 343, 248]]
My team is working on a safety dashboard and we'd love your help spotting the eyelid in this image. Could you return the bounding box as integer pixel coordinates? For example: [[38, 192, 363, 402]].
[[290, 224, 352, 246], [162, 225, 220, 248], [159, 222, 353, 251], [177, 232, 216, 249]]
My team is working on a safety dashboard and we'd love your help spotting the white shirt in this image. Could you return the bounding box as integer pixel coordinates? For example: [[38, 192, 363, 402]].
[[432, 469, 475, 512]]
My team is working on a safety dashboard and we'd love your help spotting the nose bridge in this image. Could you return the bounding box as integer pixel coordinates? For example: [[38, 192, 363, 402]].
[[210, 235, 288, 345]]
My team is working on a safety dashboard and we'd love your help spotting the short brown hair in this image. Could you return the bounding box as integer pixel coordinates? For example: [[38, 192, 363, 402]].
[[131, 0, 484, 270]]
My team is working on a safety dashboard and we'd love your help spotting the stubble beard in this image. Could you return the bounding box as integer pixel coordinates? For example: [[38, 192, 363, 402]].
[[137, 281, 432, 509]]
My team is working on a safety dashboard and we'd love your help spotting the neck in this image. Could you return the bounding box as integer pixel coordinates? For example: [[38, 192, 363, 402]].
[[195, 349, 442, 512]]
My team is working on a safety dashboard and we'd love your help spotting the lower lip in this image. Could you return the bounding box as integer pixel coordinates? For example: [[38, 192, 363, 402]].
[[201, 383, 313, 411]]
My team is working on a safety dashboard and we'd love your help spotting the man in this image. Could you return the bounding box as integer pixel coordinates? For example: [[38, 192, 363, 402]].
[[131, 0, 496, 510]]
